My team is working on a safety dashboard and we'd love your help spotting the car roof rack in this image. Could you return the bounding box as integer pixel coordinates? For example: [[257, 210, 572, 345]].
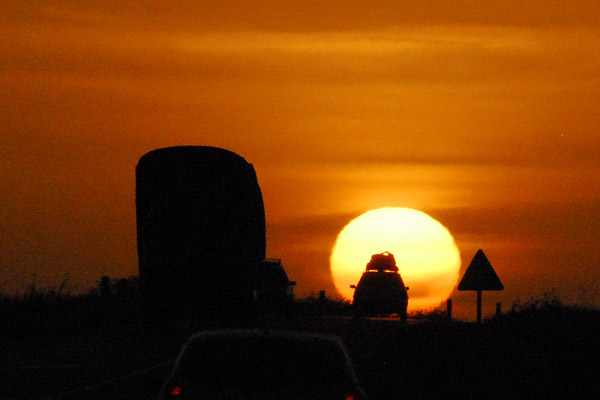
[[365, 251, 399, 272]]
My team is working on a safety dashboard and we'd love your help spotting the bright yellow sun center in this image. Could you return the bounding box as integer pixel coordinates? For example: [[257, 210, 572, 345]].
[[330, 207, 461, 311]]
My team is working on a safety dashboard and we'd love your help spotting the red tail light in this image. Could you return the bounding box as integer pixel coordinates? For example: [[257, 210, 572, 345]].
[[169, 386, 182, 396], [344, 393, 355, 400]]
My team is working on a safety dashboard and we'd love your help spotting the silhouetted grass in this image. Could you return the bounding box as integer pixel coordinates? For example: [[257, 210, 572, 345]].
[[294, 292, 354, 316], [0, 277, 144, 341]]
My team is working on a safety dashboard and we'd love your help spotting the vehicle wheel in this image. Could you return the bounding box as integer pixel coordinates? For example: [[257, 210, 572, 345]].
[[353, 305, 365, 319], [399, 309, 408, 322]]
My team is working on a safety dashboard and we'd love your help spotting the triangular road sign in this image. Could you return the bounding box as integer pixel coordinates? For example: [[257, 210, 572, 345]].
[[458, 249, 504, 291]]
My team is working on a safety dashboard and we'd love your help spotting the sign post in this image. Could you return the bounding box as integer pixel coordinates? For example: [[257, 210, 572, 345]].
[[458, 249, 504, 323]]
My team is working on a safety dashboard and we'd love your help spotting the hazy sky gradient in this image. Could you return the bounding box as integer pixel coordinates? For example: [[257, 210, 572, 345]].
[[2, 1, 599, 318]]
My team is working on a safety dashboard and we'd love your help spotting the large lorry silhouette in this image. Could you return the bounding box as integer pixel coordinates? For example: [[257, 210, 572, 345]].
[[136, 146, 293, 318]]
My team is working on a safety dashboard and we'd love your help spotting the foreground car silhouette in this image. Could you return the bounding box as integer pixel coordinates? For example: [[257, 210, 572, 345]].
[[159, 329, 367, 400]]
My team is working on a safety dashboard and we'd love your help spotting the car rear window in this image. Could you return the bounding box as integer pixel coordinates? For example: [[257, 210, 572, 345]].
[[176, 335, 354, 395]]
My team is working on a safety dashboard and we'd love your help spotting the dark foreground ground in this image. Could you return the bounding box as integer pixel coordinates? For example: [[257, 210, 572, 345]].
[[1, 293, 600, 400]]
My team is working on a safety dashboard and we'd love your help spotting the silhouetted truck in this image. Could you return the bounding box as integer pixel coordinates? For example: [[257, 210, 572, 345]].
[[350, 252, 409, 320], [136, 146, 266, 317]]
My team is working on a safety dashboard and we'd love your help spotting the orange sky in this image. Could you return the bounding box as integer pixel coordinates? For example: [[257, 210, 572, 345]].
[[2, 1, 600, 319]]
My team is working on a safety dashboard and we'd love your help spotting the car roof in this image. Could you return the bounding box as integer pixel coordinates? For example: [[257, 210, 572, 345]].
[[175, 329, 353, 370], [182, 329, 344, 347], [173, 329, 359, 383]]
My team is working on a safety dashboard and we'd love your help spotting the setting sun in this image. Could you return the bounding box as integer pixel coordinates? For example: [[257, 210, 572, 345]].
[[330, 207, 461, 311]]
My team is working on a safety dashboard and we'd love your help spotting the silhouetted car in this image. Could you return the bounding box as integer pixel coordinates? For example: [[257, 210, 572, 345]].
[[159, 329, 367, 400], [350, 252, 409, 320], [253, 258, 296, 314]]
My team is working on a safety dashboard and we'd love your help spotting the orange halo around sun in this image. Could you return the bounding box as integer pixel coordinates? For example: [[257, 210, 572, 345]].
[[330, 207, 461, 311]]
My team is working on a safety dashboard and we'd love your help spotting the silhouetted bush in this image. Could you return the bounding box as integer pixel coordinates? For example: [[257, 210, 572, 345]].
[[294, 293, 353, 316], [0, 276, 146, 340]]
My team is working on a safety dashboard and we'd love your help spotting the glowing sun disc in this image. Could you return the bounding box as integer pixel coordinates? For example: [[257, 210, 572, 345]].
[[330, 207, 461, 311]]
